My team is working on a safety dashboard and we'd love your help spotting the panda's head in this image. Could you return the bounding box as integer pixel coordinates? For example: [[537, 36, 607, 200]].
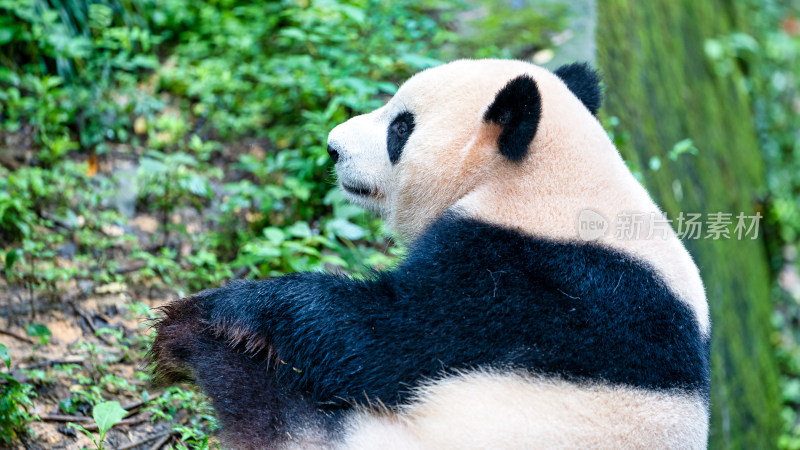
[[327, 59, 606, 241]]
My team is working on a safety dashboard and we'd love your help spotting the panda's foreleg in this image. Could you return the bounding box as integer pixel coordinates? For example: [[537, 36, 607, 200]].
[[197, 275, 408, 405], [194, 271, 514, 407], [149, 296, 341, 449]]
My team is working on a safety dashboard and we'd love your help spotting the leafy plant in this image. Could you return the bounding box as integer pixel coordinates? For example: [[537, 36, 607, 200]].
[[26, 323, 52, 345], [0, 343, 38, 444], [69, 401, 128, 450], [146, 387, 218, 446]]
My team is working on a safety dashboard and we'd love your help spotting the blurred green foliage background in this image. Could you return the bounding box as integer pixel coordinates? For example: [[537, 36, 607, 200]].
[[0, 0, 799, 448]]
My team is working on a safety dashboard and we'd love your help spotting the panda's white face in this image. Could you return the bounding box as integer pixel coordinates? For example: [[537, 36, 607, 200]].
[[328, 59, 553, 239]]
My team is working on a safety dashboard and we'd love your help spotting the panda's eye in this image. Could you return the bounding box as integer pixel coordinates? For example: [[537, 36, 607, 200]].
[[387, 111, 415, 164], [392, 121, 408, 136]]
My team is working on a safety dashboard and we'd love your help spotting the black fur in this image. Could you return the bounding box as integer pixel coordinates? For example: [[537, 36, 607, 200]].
[[149, 299, 344, 449], [554, 62, 603, 115], [483, 75, 542, 162], [387, 111, 415, 164], [154, 214, 709, 417]]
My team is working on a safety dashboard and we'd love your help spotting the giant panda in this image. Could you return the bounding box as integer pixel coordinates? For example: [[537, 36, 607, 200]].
[[150, 59, 710, 449]]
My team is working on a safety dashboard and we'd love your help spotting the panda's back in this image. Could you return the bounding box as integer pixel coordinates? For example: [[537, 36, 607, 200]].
[[328, 214, 710, 449]]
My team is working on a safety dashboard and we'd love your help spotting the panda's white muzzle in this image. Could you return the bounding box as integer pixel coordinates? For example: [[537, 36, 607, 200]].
[[327, 109, 394, 214]]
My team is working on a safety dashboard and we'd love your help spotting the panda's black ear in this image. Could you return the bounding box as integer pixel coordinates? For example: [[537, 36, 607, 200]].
[[554, 62, 603, 115], [483, 75, 542, 162]]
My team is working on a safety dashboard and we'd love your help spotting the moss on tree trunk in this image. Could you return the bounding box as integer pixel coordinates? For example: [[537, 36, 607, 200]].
[[597, 1, 780, 447]]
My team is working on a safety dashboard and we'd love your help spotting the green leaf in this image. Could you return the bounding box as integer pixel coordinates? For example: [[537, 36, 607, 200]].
[[729, 32, 759, 52], [0, 343, 10, 369], [334, 204, 363, 220], [648, 156, 661, 171], [187, 175, 211, 197], [5, 248, 21, 270], [68, 422, 98, 445], [88, 4, 114, 29], [263, 227, 285, 245], [92, 401, 127, 433], [139, 157, 168, 174], [0, 371, 21, 386], [0, 28, 13, 45], [25, 324, 51, 338], [703, 39, 724, 61], [280, 28, 306, 41], [668, 138, 698, 160], [320, 254, 348, 268], [287, 222, 312, 238], [326, 218, 365, 241], [376, 82, 398, 94], [338, 5, 366, 25], [400, 54, 443, 70]]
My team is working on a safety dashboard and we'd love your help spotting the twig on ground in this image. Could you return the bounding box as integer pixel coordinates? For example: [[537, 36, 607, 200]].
[[38, 211, 74, 231], [122, 400, 145, 417], [0, 328, 34, 344], [113, 260, 148, 275], [20, 356, 84, 370], [118, 431, 173, 450], [69, 300, 114, 345], [70, 301, 97, 333], [18, 435, 32, 450], [147, 431, 175, 450], [43, 414, 148, 431], [42, 414, 93, 423], [129, 408, 188, 450]]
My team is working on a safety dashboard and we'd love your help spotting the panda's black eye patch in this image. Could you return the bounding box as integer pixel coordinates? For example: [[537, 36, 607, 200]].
[[387, 111, 415, 164]]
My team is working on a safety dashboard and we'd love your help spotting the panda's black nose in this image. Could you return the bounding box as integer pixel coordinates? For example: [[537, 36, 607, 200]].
[[327, 144, 340, 163]]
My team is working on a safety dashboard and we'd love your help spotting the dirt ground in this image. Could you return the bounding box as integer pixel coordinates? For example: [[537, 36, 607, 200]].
[[0, 279, 213, 450]]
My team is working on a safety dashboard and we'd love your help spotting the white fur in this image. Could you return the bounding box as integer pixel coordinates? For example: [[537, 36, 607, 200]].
[[283, 373, 708, 450], [350, 373, 707, 450]]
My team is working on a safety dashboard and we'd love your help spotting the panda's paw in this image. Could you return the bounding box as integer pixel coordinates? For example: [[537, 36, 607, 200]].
[[209, 313, 275, 359], [199, 279, 281, 361], [149, 280, 287, 388], [148, 296, 208, 385]]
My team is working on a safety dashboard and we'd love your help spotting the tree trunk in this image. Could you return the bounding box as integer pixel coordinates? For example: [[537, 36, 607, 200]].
[[596, 1, 780, 447]]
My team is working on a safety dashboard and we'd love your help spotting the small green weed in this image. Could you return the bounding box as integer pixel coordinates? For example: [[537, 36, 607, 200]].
[[69, 401, 128, 450], [0, 343, 38, 444]]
